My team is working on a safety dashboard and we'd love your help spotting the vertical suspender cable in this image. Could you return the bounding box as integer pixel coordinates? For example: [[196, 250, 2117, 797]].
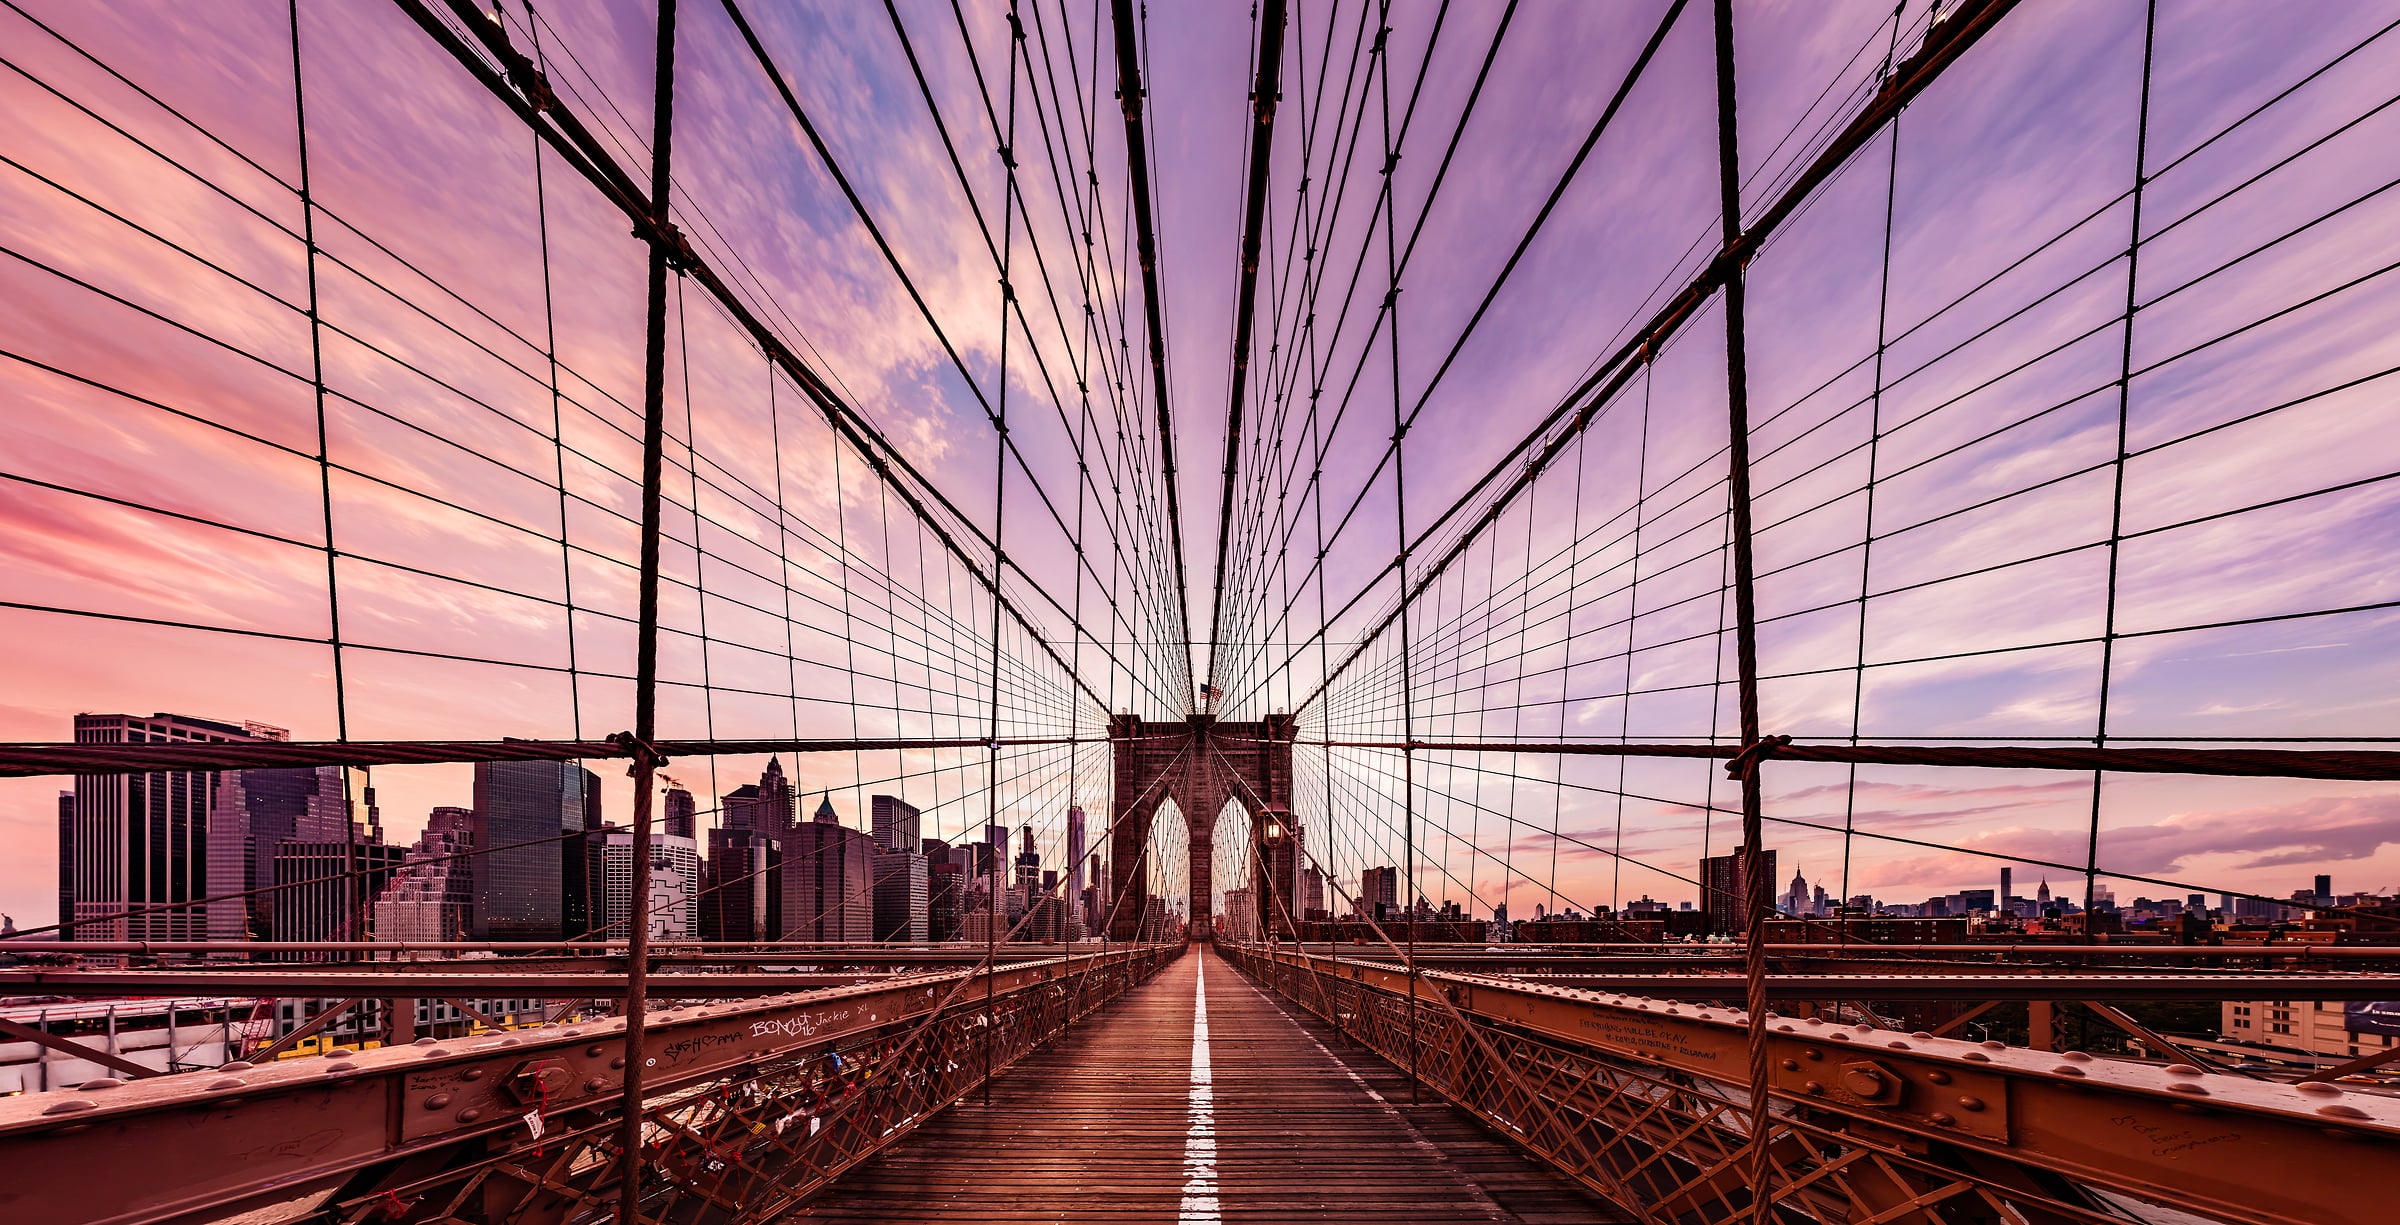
[[619, 1, 679, 1219], [983, 0, 1025, 1108], [1842, 6, 1909, 949], [2086, 0, 2158, 938], [1370, 0, 1421, 1105], [287, 0, 362, 958], [1709, 0, 1775, 1217]]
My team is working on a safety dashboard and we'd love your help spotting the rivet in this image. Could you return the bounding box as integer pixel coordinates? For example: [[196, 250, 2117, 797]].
[[457, 1107, 483, 1123], [208, 1077, 247, 1090], [2294, 1081, 2343, 1098], [425, 1093, 453, 1110], [1803, 1080, 1824, 1095], [463, 1068, 487, 1081], [2051, 1065, 2086, 1077], [1804, 1049, 1823, 1062], [79, 1077, 125, 1091], [1927, 1070, 1952, 1085], [220, 1061, 255, 1072], [1979, 1041, 2006, 1051], [1961, 1052, 1991, 1063], [1928, 1111, 1956, 1126], [1828, 1033, 1851, 1042], [2165, 1064, 2203, 1078], [588, 1045, 607, 1058], [1887, 1041, 1911, 1051], [1781, 1059, 1800, 1072], [413, 1037, 436, 1047], [586, 1077, 608, 1092], [325, 1049, 354, 1061], [42, 1100, 97, 1115], [1957, 1095, 1984, 1112], [1911, 1031, 1934, 1041], [2061, 1050, 2093, 1063], [611, 1057, 628, 1069], [2166, 1082, 2208, 1096], [422, 1049, 452, 1058], [2317, 1103, 2371, 1119]]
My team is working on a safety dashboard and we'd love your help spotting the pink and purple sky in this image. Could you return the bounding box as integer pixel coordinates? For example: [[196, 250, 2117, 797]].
[[3, 0, 2399, 928]]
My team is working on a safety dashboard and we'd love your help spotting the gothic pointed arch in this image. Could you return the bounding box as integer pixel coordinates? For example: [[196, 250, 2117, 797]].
[[1107, 712, 1296, 941]]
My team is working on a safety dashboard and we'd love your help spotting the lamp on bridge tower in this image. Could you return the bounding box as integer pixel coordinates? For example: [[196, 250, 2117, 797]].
[[1253, 804, 1294, 942]]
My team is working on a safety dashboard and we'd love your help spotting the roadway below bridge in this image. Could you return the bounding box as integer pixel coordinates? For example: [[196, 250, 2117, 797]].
[[801, 944, 1620, 1222]]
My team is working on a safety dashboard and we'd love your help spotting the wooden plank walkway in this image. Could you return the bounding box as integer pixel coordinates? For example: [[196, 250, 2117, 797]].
[[800, 944, 1621, 1222]]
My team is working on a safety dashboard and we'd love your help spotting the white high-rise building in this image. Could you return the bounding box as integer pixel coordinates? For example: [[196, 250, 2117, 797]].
[[601, 829, 699, 940]]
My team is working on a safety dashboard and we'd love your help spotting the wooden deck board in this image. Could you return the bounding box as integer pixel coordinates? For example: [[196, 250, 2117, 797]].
[[798, 945, 1623, 1222]]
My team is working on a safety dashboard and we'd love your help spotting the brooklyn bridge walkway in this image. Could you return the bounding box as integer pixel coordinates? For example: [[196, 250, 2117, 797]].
[[802, 946, 1619, 1222]]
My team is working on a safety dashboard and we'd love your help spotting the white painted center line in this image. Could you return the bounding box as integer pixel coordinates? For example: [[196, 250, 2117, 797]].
[[1178, 955, 1220, 1224]]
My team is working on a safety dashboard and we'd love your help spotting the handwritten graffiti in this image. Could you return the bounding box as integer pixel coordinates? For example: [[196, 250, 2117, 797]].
[[659, 1031, 742, 1066], [750, 1007, 854, 1042], [2109, 1114, 2240, 1159]]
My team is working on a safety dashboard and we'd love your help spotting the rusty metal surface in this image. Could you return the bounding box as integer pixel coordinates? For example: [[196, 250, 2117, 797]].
[[1225, 944, 2400, 1225], [1185, 960, 2400, 1002], [0, 968, 879, 998], [0, 945, 1176, 1225]]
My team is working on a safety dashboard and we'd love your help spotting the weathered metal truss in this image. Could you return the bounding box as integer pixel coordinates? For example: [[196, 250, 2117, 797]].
[[1221, 944, 2400, 1225], [0, 946, 1175, 1225]]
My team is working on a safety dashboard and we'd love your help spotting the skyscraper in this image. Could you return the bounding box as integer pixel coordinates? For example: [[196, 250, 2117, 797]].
[[873, 846, 929, 941], [784, 799, 874, 941], [1701, 847, 1777, 936], [700, 827, 780, 943], [663, 785, 696, 839], [273, 839, 404, 952], [1065, 805, 1087, 897], [1360, 866, 1399, 919], [2000, 866, 2014, 914], [469, 759, 601, 941], [758, 758, 795, 831], [723, 759, 796, 837], [373, 807, 476, 946], [63, 712, 280, 942], [205, 763, 348, 945], [601, 828, 700, 940], [1012, 824, 1040, 920], [927, 857, 964, 941], [871, 795, 922, 854]]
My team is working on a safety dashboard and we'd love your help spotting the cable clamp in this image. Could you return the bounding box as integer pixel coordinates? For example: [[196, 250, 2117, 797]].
[[635, 220, 698, 274], [609, 731, 673, 775], [1723, 734, 1792, 780], [507, 61, 558, 114]]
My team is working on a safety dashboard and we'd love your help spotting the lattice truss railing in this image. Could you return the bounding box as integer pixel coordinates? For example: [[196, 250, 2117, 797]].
[[327, 949, 1168, 1225], [1223, 946, 2390, 1225]]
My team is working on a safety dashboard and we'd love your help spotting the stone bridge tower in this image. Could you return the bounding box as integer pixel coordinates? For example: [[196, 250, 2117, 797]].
[[1106, 712, 1296, 941]]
